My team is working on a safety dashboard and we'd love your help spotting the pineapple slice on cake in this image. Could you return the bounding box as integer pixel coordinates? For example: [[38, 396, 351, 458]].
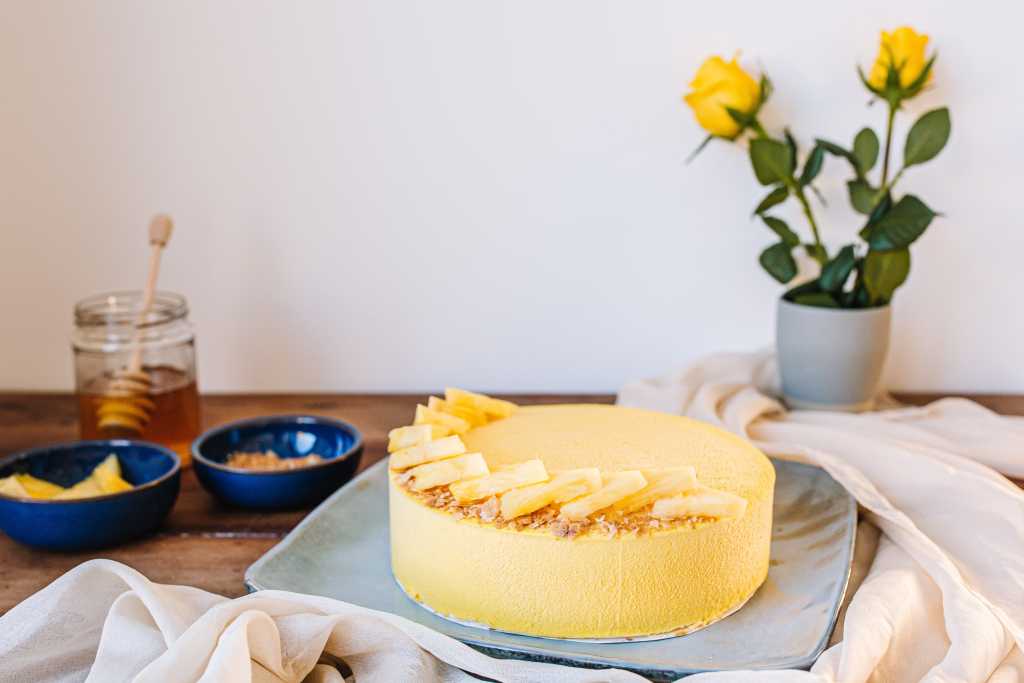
[[558, 471, 647, 521], [408, 453, 489, 491], [500, 468, 601, 519], [427, 396, 488, 427], [389, 435, 466, 472], [651, 486, 747, 520], [388, 424, 451, 453], [449, 459, 548, 504], [613, 466, 699, 514], [414, 404, 471, 435], [444, 388, 517, 420]]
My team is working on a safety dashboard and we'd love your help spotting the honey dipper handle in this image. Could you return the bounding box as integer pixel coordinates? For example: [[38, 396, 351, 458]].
[[129, 214, 174, 371]]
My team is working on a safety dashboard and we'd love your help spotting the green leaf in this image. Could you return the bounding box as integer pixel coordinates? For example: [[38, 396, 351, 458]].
[[847, 180, 876, 215], [814, 138, 861, 176], [757, 74, 773, 107], [759, 242, 798, 284], [863, 248, 911, 304], [799, 145, 825, 186], [868, 195, 937, 251], [904, 107, 951, 167], [853, 128, 879, 174], [819, 245, 857, 293], [754, 186, 788, 215], [793, 292, 839, 308], [762, 216, 800, 246], [749, 138, 794, 186], [856, 65, 883, 98], [784, 129, 799, 170], [805, 243, 828, 266], [869, 192, 892, 222], [858, 192, 892, 240], [784, 278, 822, 302]]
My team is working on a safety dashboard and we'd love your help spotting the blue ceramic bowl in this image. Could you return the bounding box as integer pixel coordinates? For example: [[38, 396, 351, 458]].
[[0, 440, 181, 551], [192, 415, 363, 510]]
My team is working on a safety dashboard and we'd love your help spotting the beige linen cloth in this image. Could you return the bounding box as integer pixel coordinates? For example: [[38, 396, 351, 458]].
[[2, 352, 1023, 683]]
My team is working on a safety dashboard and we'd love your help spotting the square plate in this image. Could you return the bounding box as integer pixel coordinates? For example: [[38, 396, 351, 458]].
[[246, 459, 856, 680]]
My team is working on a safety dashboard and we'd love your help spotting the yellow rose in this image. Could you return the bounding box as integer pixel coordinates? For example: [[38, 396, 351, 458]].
[[868, 27, 931, 90], [684, 56, 760, 138]]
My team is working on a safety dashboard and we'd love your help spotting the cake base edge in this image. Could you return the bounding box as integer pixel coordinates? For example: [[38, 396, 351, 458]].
[[393, 573, 762, 643]]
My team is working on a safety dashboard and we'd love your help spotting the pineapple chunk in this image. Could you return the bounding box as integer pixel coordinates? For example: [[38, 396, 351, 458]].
[[651, 486, 747, 520], [558, 471, 647, 521], [613, 467, 699, 514], [390, 435, 466, 471], [0, 475, 31, 499], [449, 459, 548, 504], [407, 452, 489, 491], [444, 388, 517, 419], [500, 468, 601, 519], [427, 396, 488, 427], [92, 453, 121, 479], [53, 477, 105, 500], [15, 473, 64, 499], [387, 424, 450, 453], [414, 404, 471, 435], [90, 454, 133, 494]]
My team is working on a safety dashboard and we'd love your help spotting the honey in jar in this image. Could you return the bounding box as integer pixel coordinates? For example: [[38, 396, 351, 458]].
[[72, 291, 200, 465]]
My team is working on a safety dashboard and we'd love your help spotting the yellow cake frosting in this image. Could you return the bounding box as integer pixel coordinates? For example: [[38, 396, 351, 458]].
[[389, 402, 775, 639]]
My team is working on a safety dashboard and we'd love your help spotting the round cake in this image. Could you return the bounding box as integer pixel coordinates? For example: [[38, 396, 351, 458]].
[[387, 392, 775, 640]]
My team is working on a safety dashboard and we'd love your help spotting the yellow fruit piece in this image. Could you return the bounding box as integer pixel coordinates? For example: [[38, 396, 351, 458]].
[[558, 471, 647, 521], [90, 454, 133, 494], [613, 467, 699, 514], [390, 435, 466, 472], [388, 424, 450, 453], [92, 453, 122, 479], [53, 477, 106, 500], [14, 474, 64, 499], [414, 405, 470, 435], [427, 396, 488, 427], [499, 468, 601, 519], [651, 486, 747, 520], [95, 472, 133, 494], [449, 459, 548, 504], [444, 388, 517, 419], [0, 475, 31, 499], [408, 453, 489, 491]]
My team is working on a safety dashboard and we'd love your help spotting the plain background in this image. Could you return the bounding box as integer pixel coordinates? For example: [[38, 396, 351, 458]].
[[1, 1, 1021, 393]]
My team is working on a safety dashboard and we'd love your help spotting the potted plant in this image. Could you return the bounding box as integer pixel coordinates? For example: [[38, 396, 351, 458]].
[[685, 27, 951, 411]]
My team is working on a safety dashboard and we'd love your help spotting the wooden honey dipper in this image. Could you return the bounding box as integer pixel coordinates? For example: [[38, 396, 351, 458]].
[[96, 215, 174, 434]]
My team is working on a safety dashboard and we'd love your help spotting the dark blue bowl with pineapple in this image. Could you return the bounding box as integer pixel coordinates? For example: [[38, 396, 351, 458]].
[[0, 440, 181, 551], [191, 415, 363, 510]]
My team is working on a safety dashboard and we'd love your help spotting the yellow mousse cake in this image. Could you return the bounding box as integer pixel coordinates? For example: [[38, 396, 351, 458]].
[[387, 390, 775, 640]]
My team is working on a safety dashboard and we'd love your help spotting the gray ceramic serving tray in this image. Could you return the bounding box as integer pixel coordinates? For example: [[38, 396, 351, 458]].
[[246, 459, 856, 681]]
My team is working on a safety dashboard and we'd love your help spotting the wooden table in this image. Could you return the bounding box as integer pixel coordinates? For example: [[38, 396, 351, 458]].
[[0, 392, 1020, 613]]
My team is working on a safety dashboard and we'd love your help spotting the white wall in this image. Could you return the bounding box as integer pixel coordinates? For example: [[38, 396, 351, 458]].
[[1, 1, 1021, 393]]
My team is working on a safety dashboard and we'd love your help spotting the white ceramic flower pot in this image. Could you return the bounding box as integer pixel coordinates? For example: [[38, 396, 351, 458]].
[[776, 298, 891, 412]]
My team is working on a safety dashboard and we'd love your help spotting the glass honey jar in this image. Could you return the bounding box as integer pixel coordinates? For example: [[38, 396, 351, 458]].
[[72, 291, 201, 465]]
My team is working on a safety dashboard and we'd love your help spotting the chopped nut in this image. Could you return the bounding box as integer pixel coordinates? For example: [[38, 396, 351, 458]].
[[226, 450, 324, 471]]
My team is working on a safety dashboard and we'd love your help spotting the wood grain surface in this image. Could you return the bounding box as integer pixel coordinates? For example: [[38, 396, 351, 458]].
[[0, 391, 1019, 613]]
